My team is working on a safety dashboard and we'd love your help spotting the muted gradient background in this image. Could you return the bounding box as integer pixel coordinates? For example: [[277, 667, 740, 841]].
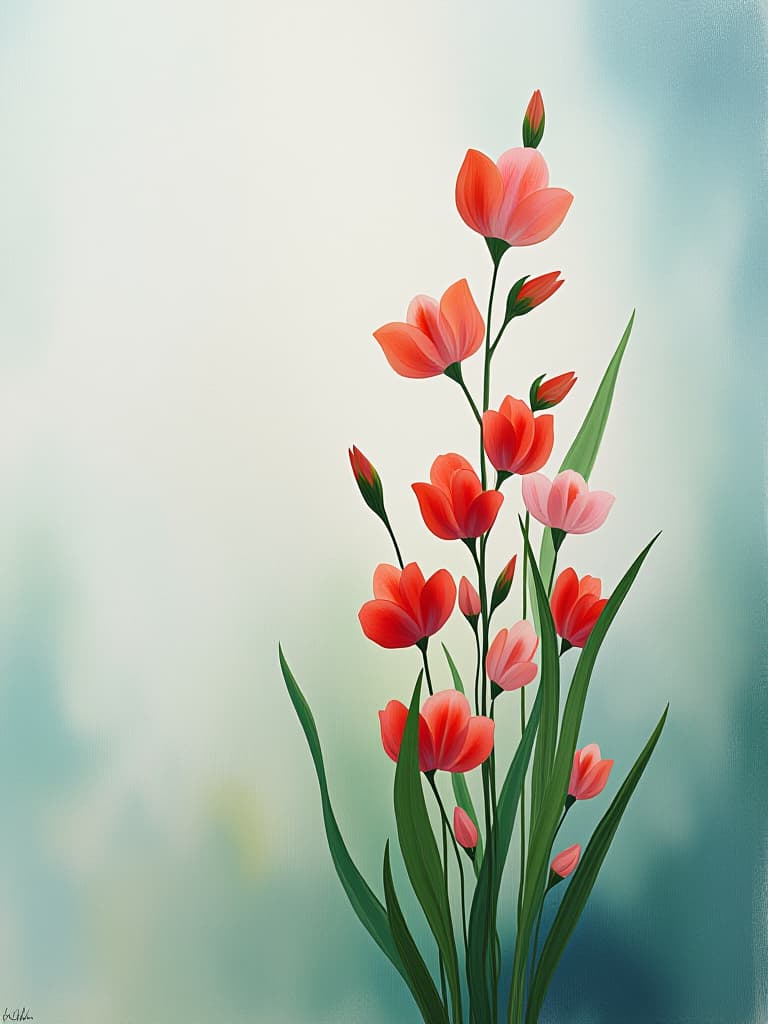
[[0, 1, 766, 1021]]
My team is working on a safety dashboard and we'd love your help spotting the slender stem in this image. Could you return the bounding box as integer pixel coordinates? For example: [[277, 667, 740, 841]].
[[429, 776, 469, 954], [529, 899, 546, 995], [518, 512, 530, 926], [382, 514, 404, 569], [480, 259, 501, 488], [455, 373, 483, 426], [547, 549, 559, 596], [420, 643, 434, 696], [473, 625, 482, 718]]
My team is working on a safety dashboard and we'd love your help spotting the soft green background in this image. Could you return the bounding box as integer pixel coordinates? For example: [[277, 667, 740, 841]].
[[0, 1, 765, 1021]]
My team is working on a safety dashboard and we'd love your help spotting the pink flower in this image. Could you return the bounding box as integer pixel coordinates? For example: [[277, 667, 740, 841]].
[[453, 806, 479, 850], [551, 843, 581, 878], [486, 621, 539, 692], [373, 279, 484, 379], [522, 470, 615, 535], [455, 147, 572, 247], [568, 744, 614, 801], [458, 576, 481, 620], [379, 690, 494, 774]]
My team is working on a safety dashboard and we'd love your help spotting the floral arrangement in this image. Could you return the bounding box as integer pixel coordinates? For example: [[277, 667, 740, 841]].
[[279, 90, 668, 1024]]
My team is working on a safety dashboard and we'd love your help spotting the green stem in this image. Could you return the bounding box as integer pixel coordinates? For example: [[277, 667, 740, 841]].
[[518, 512, 530, 927], [419, 642, 434, 696], [429, 776, 470, 955], [382, 514, 404, 570], [480, 259, 501, 488], [454, 371, 483, 427], [473, 624, 482, 718]]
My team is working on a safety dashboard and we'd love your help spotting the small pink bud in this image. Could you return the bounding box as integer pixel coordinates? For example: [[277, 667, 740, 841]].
[[523, 90, 545, 148], [551, 843, 581, 879], [458, 576, 481, 620], [568, 744, 614, 802], [453, 806, 478, 850]]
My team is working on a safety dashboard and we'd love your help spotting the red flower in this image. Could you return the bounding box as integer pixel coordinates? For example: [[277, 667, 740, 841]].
[[550, 568, 608, 648], [358, 563, 455, 649], [379, 690, 494, 773], [568, 744, 614, 801], [413, 453, 504, 541], [373, 279, 484, 379], [455, 147, 572, 246], [483, 397, 554, 477]]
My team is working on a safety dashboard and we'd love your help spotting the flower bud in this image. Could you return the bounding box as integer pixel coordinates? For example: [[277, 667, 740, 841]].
[[504, 272, 563, 325], [489, 556, 517, 615], [458, 576, 481, 623], [522, 90, 545, 148], [530, 371, 576, 411], [453, 806, 478, 853], [550, 843, 581, 881], [349, 445, 385, 519]]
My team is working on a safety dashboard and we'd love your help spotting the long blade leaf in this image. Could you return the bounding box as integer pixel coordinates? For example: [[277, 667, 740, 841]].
[[383, 841, 450, 1024], [279, 646, 407, 983], [525, 705, 668, 1022], [394, 675, 463, 1024], [533, 312, 635, 625]]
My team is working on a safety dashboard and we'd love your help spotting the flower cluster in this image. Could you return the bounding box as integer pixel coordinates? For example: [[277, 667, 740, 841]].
[[282, 89, 667, 1024]]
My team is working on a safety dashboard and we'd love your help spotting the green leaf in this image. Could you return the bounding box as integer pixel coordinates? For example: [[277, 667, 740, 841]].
[[442, 644, 484, 872], [279, 646, 407, 985], [383, 842, 450, 1024], [533, 312, 635, 624], [394, 676, 463, 1024], [467, 690, 541, 1023], [509, 533, 658, 1023], [525, 706, 669, 1022], [519, 518, 560, 826]]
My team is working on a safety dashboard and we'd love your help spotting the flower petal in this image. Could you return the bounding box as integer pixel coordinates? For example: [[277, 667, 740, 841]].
[[465, 489, 504, 538], [522, 473, 553, 526], [372, 563, 403, 602], [438, 278, 485, 363], [421, 690, 471, 770], [379, 700, 408, 762], [412, 482, 461, 540], [359, 600, 421, 648], [517, 414, 554, 474], [496, 147, 550, 235], [419, 569, 456, 637], [503, 187, 573, 246], [373, 322, 446, 378], [455, 149, 504, 237], [449, 716, 495, 773], [430, 452, 475, 491]]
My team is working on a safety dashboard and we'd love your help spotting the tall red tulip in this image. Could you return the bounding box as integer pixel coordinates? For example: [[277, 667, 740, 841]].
[[413, 453, 504, 541], [455, 147, 572, 247], [358, 563, 455, 649], [483, 397, 554, 477], [379, 689, 494, 774], [551, 568, 608, 649], [373, 279, 484, 379], [568, 744, 614, 802]]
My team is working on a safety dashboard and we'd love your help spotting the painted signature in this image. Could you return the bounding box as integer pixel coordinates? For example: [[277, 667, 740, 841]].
[[3, 1011, 33, 1022]]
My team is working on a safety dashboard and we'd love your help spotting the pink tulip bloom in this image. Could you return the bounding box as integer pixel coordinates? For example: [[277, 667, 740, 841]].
[[373, 279, 484, 379], [379, 690, 494, 774], [458, 576, 481, 619], [486, 621, 539, 692], [453, 806, 479, 850], [522, 470, 615, 535], [455, 147, 572, 246], [569, 743, 614, 801], [551, 843, 581, 879]]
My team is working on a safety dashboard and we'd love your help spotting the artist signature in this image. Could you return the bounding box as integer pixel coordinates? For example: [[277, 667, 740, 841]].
[[3, 1011, 33, 1022]]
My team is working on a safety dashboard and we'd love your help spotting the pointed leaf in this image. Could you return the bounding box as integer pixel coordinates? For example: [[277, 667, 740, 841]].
[[383, 842, 450, 1024], [395, 675, 463, 1024], [279, 647, 407, 984], [526, 706, 668, 1021]]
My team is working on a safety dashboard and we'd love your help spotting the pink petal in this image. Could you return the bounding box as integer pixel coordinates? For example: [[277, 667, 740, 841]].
[[373, 322, 446, 378], [438, 279, 485, 363], [565, 491, 615, 534], [547, 470, 587, 530], [522, 473, 553, 526], [503, 188, 574, 246]]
